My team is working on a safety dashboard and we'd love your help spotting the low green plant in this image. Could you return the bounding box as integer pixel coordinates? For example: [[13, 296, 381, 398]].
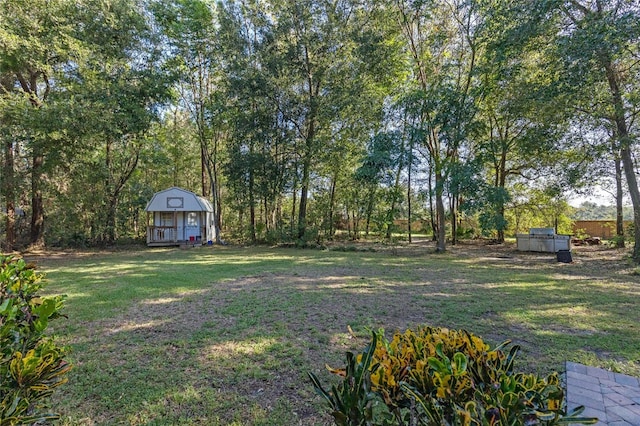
[[309, 332, 387, 426], [0, 256, 71, 425], [607, 234, 627, 248], [312, 327, 598, 426], [573, 228, 589, 240]]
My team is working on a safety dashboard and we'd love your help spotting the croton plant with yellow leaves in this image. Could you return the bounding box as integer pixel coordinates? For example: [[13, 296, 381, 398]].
[[309, 326, 597, 426], [0, 256, 71, 424]]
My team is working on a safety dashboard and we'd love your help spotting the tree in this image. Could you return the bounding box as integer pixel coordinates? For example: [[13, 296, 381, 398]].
[[0, 0, 79, 247], [264, 0, 344, 241], [0, 94, 23, 249], [356, 131, 407, 239], [218, 0, 399, 244], [69, 0, 169, 244], [395, 0, 480, 251], [217, 0, 291, 242], [153, 0, 225, 243], [472, 2, 569, 242], [548, 1, 640, 259]]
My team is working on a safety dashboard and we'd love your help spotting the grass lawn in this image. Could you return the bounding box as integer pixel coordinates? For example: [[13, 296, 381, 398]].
[[32, 241, 640, 425]]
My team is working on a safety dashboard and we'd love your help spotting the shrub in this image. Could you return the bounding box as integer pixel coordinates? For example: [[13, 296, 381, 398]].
[[311, 327, 597, 426], [309, 336, 382, 426], [0, 255, 71, 425]]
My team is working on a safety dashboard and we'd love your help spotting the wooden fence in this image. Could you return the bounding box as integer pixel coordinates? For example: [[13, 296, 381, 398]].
[[572, 220, 632, 239]]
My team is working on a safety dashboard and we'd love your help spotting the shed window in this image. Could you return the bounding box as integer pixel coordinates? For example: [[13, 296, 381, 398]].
[[160, 212, 173, 226], [187, 212, 198, 226]]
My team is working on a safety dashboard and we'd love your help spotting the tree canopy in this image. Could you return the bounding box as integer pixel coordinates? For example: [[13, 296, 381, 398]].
[[1, 0, 638, 256]]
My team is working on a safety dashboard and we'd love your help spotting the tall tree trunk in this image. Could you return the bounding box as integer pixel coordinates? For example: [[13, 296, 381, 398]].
[[104, 194, 119, 244], [387, 163, 404, 241], [613, 143, 625, 248], [249, 165, 256, 243], [407, 143, 413, 243], [201, 143, 208, 198], [435, 172, 446, 252], [103, 140, 113, 244], [495, 145, 508, 244], [30, 151, 45, 246], [298, 156, 310, 241], [200, 132, 222, 244], [214, 173, 222, 242], [428, 160, 437, 242], [206, 163, 222, 244], [3, 140, 16, 250], [602, 59, 640, 260], [103, 138, 140, 245], [291, 186, 297, 238], [365, 186, 375, 237], [275, 195, 282, 232], [497, 203, 506, 243], [297, 44, 319, 243], [450, 195, 457, 246], [328, 172, 337, 240]]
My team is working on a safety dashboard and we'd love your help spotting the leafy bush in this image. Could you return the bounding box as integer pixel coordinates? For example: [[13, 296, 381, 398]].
[[311, 327, 597, 426], [0, 256, 71, 425], [309, 336, 381, 426], [607, 234, 624, 248]]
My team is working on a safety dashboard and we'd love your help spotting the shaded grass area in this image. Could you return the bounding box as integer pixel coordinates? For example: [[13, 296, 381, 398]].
[[34, 243, 640, 425]]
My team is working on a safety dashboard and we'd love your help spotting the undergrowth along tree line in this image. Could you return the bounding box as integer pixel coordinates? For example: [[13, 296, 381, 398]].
[[1, 1, 638, 255]]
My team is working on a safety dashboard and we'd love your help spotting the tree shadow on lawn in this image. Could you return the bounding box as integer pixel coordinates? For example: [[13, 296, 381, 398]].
[[46, 244, 640, 425]]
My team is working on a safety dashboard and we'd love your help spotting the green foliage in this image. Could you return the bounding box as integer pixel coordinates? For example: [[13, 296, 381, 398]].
[[477, 187, 511, 238], [0, 256, 70, 424], [607, 235, 626, 248], [507, 188, 574, 235], [309, 332, 384, 426], [572, 202, 633, 221], [313, 327, 597, 426]]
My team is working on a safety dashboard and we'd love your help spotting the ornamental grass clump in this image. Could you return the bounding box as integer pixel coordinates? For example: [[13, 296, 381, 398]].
[[0, 256, 71, 425], [310, 326, 597, 426]]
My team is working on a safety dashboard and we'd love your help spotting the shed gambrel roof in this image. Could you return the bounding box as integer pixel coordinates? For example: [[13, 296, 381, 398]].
[[145, 187, 213, 212]]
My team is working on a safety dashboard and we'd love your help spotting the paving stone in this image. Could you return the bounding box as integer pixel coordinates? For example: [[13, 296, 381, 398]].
[[626, 389, 640, 398], [604, 393, 638, 407], [566, 362, 640, 426], [609, 411, 624, 422], [570, 376, 605, 393], [569, 385, 605, 406], [607, 411, 624, 422], [567, 361, 588, 374], [607, 405, 640, 425], [569, 370, 602, 385], [601, 378, 623, 387], [586, 365, 615, 380], [616, 389, 640, 401], [615, 373, 640, 387]]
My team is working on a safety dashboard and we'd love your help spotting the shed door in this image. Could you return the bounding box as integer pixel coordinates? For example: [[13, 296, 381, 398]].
[[185, 212, 200, 241]]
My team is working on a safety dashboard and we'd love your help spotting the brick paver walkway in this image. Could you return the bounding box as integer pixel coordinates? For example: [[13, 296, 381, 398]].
[[566, 361, 640, 425]]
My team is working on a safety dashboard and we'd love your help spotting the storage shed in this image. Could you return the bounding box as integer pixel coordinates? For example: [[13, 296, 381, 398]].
[[145, 187, 213, 246]]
